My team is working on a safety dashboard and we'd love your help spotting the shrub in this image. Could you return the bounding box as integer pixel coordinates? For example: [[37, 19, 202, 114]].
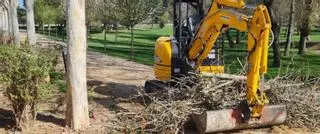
[[0, 45, 59, 130]]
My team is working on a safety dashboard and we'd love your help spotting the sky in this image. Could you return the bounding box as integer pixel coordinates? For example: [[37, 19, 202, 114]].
[[18, 0, 24, 8]]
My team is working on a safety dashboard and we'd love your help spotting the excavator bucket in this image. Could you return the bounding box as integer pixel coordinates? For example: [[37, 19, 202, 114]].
[[193, 105, 287, 133]]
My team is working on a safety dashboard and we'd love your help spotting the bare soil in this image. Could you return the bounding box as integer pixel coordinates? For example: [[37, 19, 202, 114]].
[[0, 32, 318, 133]]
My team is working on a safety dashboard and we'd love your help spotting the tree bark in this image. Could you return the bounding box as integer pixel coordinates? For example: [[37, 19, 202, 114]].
[[10, 0, 20, 46], [0, 8, 3, 30], [2, 7, 8, 31], [298, 0, 312, 55], [226, 29, 234, 48], [65, 0, 89, 130], [284, 0, 295, 56], [7, 1, 13, 35], [264, 0, 281, 68], [25, 0, 36, 45], [130, 26, 134, 61]]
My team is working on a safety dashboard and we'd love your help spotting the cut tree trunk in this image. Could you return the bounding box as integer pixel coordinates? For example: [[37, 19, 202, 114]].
[[10, 0, 20, 46], [264, 0, 281, 68], [65, 0, 89, 130], [25, 0, 36, 45], [284, 0, 295, 56]]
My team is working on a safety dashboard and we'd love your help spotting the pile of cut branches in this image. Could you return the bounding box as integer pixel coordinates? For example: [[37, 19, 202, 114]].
[[109, 74, 320, 133]]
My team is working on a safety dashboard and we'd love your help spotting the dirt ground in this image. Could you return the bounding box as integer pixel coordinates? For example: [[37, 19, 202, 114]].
[[0, 32, 318, 134]]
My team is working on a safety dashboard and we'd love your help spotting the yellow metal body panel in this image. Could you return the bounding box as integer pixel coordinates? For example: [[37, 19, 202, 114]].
[[199, 65, 224, 74], [154, 37, 172, 80]]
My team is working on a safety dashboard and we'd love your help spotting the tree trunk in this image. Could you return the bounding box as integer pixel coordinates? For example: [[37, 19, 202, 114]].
[[226, 29, 234, 48], [65, 0, 89, 130], [10, 0, 20, 46], [48, 24, 51, 36], [264, 0, 281, 68], [298, 27, 308, 55], [130, 26, 134, 61], [298, 0, 312, 55], [115, 23, 118, 42], [284, 0, 295, 56], [0, 8, 3, 30], [86, 23, 90, 40], [236, 30, 240, 44], [104, 23, 107, 41], [25, 0, 36, 45], [55, 24, 58, 38], [7, 3, 13, 35], [41, 23, 44, 34], [4, 8, 9, 31], [151, 19, 154, 29]]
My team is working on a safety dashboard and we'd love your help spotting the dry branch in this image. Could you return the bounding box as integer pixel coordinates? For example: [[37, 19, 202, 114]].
[[108, 74, 320, 133]]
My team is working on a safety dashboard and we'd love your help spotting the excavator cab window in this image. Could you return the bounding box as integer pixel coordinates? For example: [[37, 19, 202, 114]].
[[173, 0, 225, 74]]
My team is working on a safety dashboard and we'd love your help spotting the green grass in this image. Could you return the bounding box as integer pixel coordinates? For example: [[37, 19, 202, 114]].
[[42, 24, 320, 78]]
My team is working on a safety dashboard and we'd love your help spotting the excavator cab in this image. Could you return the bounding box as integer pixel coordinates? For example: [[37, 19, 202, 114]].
[[173, 0, 224, 75]]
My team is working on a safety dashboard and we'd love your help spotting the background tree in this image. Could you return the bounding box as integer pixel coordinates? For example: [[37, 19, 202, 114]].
[[114, 0, 152, 60], [65, 0, 89, 130], [25, 0, 36, 45], [34, 0, 60, 35], [296, 0, 319, 55], [0, 0, 10, 33], [85, 0, 100, 40], [226, 29, 234, 48], [264, 0, 281, 68], [10, 0, 20, 46], [99, 0, 119, 42], [148, 0, 162, 29], [284, 0, 295, 56]]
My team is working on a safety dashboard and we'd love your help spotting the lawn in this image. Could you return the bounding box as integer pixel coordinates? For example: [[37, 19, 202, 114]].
[[43, 24, 320, 78]]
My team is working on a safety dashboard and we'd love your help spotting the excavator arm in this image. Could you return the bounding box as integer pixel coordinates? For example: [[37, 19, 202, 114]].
[[188, 0, 271, 118], [149, 0, 286, 132]]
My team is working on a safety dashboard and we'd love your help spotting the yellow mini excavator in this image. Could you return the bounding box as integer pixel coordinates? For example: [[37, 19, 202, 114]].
[[145, 0, 287, 133]]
